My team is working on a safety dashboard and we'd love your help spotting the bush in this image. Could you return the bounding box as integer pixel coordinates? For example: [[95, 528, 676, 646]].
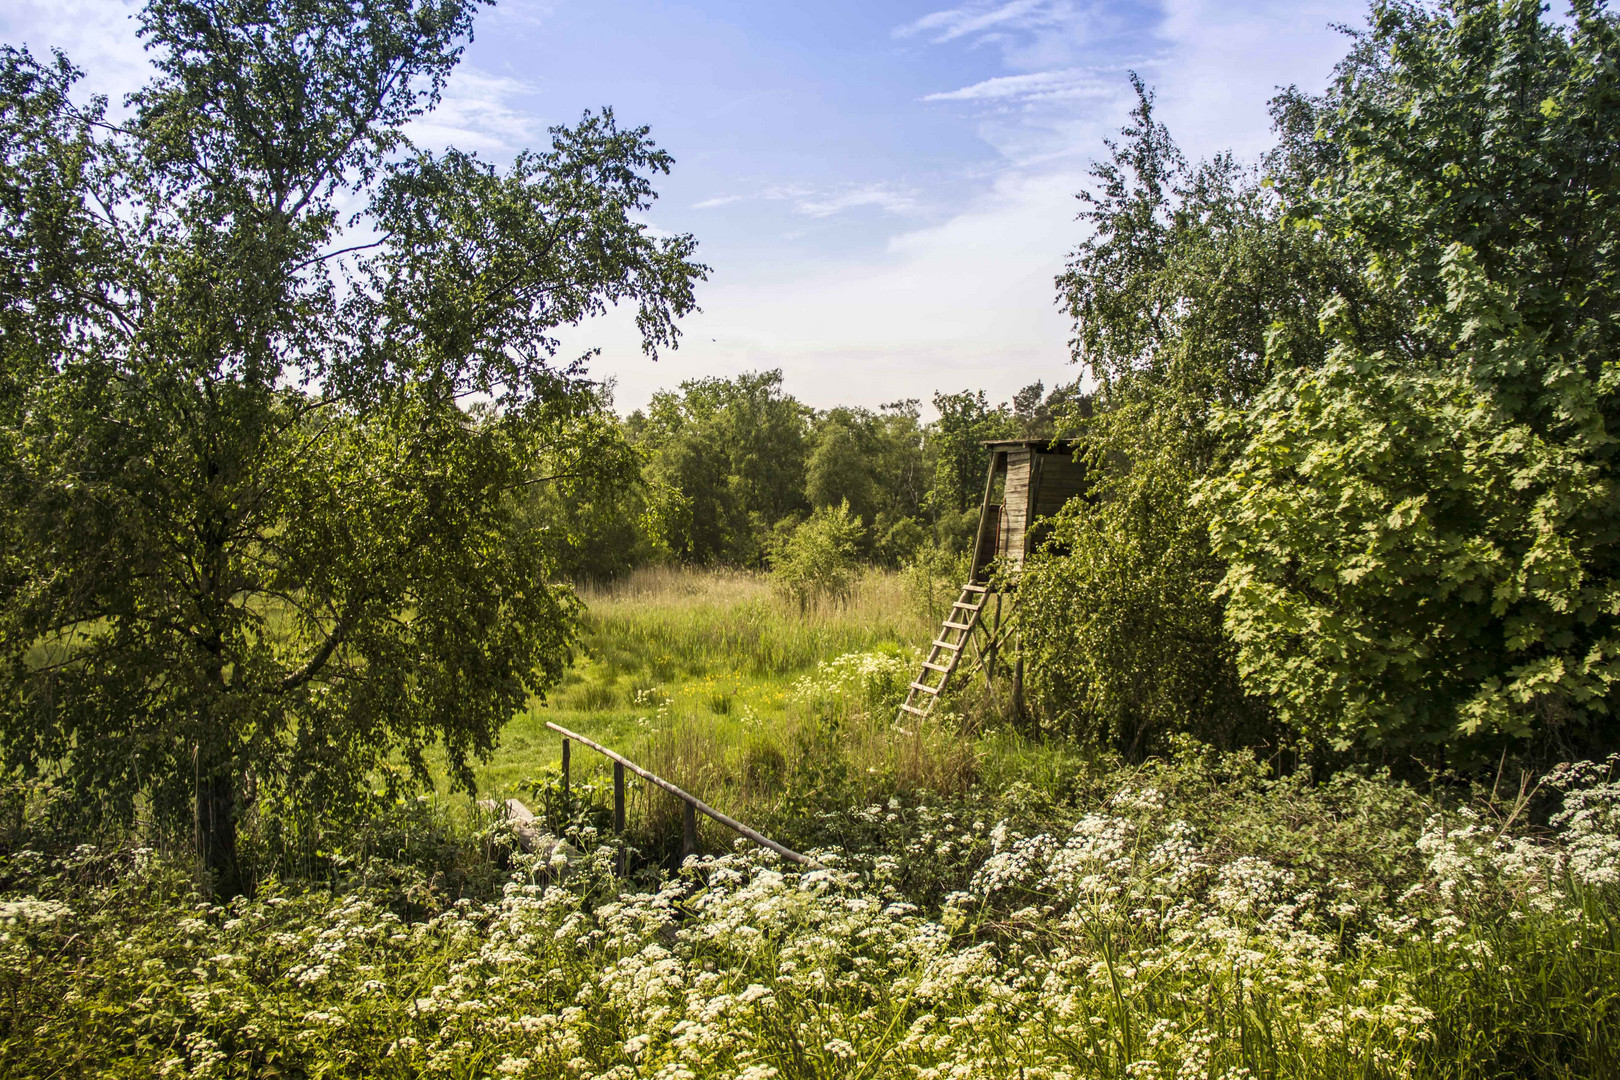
[[1206, 254, 1620, 763], [1021, 399, 1273, 756], [4, 748, 1618, 1079], [770, 500, 864, 610]]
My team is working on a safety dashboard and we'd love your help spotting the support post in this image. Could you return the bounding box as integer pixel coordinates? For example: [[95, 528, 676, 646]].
[[613, 760, 625, 833], [561, 737, 570, 812], [986, 592, 1003, 679], [682, 800, 697, 861], [1012, 646, 1026, 725]]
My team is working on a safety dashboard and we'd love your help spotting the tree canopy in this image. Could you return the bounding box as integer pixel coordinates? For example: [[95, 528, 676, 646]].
[[1035, 0, 1620, 766]]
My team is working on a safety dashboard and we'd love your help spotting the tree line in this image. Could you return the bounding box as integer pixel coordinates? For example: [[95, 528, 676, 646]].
[[526, 370, 1083, 582]]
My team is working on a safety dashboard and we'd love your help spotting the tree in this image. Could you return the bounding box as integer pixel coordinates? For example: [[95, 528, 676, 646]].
[[1026, 76, 1351, 751], [806, 422, 873, 520], [1205, 1, 1620, 762], [0, 0, 704, 894], [511, 382, 652, 583], [927, 389, 1011, 556], [637, 369, 809, 564]]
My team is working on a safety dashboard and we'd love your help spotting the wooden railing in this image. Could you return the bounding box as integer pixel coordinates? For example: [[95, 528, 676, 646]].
[[545, 721, 822, 869]]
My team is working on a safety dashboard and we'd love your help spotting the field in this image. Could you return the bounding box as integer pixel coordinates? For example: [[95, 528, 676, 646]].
[[463, 566, 997, 862], [3, 570, 1619, 1079]]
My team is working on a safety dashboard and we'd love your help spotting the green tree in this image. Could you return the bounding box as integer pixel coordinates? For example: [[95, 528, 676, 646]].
[[512, 382, 652, 583], [637, 369, 809, 564], [0, 0, 704, 893], [1205, 1, 1620, 761], [1025, 76, 1355, 751], [927, 389, 1011, 556], [806, 422, 872, 520]]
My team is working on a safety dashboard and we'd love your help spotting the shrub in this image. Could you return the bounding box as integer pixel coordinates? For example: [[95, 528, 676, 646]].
[[1206, 255, 1620, 762], [770, 500, 865, 610], [1021, 399, 1273, 756]]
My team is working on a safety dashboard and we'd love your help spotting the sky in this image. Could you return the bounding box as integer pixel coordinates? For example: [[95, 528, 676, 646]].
[[1, 0, 1369, 414]]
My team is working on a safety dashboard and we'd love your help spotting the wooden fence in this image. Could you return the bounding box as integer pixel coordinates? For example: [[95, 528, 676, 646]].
[[545, 721, 822, 869]]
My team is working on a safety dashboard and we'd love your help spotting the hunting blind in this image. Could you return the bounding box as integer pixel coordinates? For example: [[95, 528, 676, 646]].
[[900, 439, 1085, 722]]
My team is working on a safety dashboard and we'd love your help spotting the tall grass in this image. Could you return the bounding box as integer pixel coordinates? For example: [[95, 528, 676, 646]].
[[503, 567, 985, 863], [574, 565, 934, 682]]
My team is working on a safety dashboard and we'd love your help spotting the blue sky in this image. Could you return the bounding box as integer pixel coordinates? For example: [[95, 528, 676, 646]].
[[2, 0, 1368, 413]]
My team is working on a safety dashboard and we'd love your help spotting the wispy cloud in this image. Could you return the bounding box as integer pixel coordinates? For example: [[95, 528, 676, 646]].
[[789, 184, 919, 218], [894, 0, 1076, 45], [405, 68, 541, 154], [694, 183, 922, 219], [922, 68, 1113, 104]]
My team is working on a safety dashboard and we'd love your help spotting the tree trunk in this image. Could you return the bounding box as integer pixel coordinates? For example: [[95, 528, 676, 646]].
[[195, 760, 242, 898]]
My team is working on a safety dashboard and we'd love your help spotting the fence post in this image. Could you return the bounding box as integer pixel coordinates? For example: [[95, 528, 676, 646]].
[[613, 761, 625, 833], [682, 800, 697, 861], [561, 738, 570, 812]]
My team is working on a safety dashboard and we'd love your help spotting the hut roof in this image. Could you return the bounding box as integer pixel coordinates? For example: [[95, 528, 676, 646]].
[[979, 437, 1080, 452]]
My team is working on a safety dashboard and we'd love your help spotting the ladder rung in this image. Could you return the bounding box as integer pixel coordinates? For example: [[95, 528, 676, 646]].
[[898, 702, 929, 716], [921, 661, 951, 673], [931, 638, 962, 651], [908, 680, 941, 696], [943, 620, 973, 631], [962, 584, 988, 593], [952, 601, 983, 611]]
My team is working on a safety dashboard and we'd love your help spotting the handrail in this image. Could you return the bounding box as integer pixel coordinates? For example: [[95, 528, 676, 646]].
[[545, 721, 823, 869]]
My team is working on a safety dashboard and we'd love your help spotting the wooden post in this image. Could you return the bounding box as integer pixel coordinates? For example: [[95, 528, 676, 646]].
[[614, 760, 627, 876], [1012, 645, 1026, 725], [682, 800, 697, 861], [613, 761, 625, 833], [561, 737, 570, 811], [986, 592, 1003, 678], [970, 452, 1005, 583]]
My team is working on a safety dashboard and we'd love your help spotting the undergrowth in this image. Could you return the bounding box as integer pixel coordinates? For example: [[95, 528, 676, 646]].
[[3, 569, 1617, 1078]]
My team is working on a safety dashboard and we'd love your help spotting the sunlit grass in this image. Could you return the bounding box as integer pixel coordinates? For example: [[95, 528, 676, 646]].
[[459, 565, 991, 858]]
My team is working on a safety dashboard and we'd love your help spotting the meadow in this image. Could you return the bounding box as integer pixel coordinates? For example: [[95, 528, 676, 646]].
[[3, 568, 1618, 1079]]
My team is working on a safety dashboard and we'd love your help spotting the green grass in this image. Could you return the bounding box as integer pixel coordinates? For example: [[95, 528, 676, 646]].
[[464, 565, 982, 856]]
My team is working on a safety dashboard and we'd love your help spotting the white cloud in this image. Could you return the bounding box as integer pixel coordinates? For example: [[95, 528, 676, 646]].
[[791, 184, 920, 218], [895, 0, 1076, 45], [695, 183, 923, 220], [404, 67, 542, 155], [573, 168, 1087, 413], [0, 0, 151, 109], [922, 68, 1113, 104], [1151, 0, 1359, 162]]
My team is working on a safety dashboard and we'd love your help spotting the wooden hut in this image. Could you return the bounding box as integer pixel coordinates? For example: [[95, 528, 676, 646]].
[[900, 438, 1085, 721], [970, 438, 1086, 583]]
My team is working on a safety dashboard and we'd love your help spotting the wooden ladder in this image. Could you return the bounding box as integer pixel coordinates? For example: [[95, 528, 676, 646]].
[[898, 581, 989, 721]]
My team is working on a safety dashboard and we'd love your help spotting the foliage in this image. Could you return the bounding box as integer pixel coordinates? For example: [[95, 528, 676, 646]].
[[1206, 252, 1620, 759], [927, 389, 1011, 521], [3, 745, 1617, 1079], [1032, 77, 1340, 750], [634, 370, 811, 565], [512, 382, 655, 582], [1022, 398, 1273, 757], [0, 1, 704, 892], [770, 500, 866, 611], [1206, 1, 1620, 761]]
